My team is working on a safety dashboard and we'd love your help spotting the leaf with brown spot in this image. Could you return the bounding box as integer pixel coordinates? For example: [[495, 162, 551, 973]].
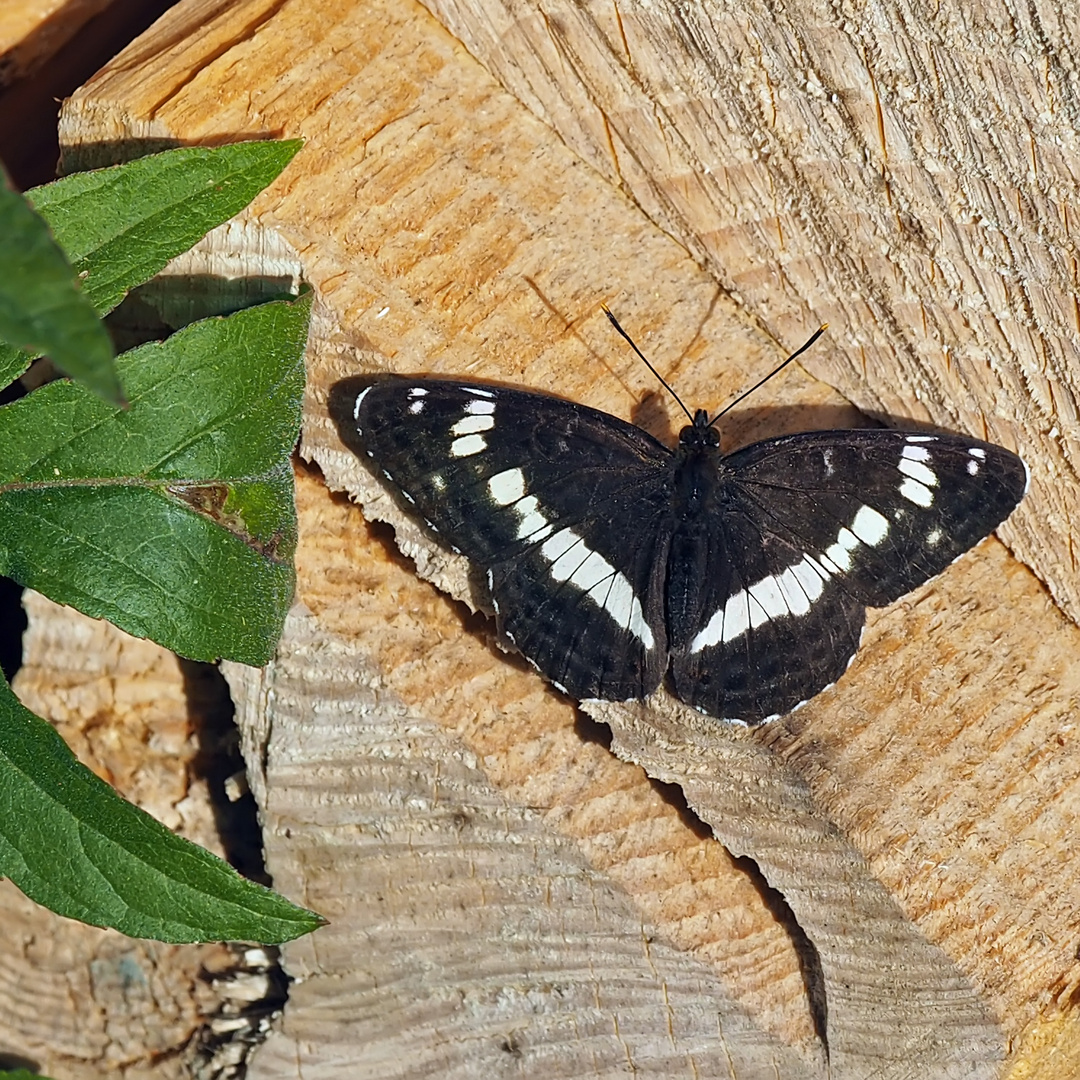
[[0, 296, 309, 666]]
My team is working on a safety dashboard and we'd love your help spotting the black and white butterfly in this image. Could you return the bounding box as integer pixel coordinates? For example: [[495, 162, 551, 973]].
[[329, 331, 1027, 725]]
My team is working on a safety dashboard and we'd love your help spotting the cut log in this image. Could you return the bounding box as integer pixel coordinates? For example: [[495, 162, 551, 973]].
[[0, 0, 114, 85], [51, 0, 1080, 1075]]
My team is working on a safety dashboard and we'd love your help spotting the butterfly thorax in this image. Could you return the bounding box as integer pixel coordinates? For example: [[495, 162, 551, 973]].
[[671, 411, 725, 521]]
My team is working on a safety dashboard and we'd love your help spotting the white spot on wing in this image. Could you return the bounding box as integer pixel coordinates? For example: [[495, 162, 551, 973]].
[[513, 496, 552, 541], [691, 610, 722, 651], [899, 477, 934, 506], [452, 414, 494, 436], [901, 444, 931, 462], [926, 528, 943, 545], [541, 528, 579, 564], [967, 459, 979, 475], [899, 457, 937, 486], [749, 576, 790, 620], [488, 468, 526, 505], [568, 549, 613, 593], [906, 435, 937, 443], [851, 505, 889, 546], [776, 566, 812, 615], [969, 447, 986, 459], [540, 528, 654, 648], [464, 399, 496, 415], [408, 387, 428, 398], [463, 386, 494, 398], [747, 592, 770, 629], [451, 433, 486, 457], [792, 556, 828, 600], [352, 385, 373, 420], [722, 591, 750, 644], [816, 551, 844, 575], [825, 527, 860, 572], [591, 574, 650, 644], [409, 399, 424, 414]]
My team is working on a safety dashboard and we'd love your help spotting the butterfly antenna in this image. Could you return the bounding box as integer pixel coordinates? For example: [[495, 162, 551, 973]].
[[603, 305, 695, 424], [708, 324, 828, 427]]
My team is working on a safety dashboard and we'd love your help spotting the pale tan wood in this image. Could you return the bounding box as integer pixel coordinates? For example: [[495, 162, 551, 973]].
[[4, 593, 245, 1079], [54, 0, 1080, 1075], [421, 0, 1080, 630], [224, 587, 820, 1080], [240, 472, 1006, 1078], [14, 594, 222, 847], [0, 877, 219, 1080], [0, 0, 115, 85]]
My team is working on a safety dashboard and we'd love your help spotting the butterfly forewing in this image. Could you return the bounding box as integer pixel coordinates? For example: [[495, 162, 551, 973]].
[[725, 429, 1028, 607], [331, 371, 1027, 725], [332, 376, 669, 555]]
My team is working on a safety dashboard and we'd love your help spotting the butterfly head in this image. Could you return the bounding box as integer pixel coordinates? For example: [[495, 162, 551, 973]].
[[678, 409, 721, 451]]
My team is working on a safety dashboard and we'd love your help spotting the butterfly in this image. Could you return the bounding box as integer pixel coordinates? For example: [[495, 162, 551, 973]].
[[328, 323, 1027, 724]]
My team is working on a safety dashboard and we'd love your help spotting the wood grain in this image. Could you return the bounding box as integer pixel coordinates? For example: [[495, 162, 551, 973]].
[[0, 0, 113, 85], [225, 581, 821, 1079]]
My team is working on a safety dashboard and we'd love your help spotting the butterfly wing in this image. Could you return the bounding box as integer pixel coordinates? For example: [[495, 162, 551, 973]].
[[671, 428, 1027, 722], [668, 506, 869, 723], [329, 375, 675, 701], [727, 429, 1028, 604]]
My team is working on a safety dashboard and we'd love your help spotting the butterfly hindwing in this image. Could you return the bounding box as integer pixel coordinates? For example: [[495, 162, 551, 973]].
[[668, 500, 869, 722], [489, 483, 672, 702]]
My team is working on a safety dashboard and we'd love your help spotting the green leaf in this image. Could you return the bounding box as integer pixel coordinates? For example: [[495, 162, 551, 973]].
[[26, 140, 303, 319], [0, 176, 121, 404], [0, 671, 323, 943], [0, 294, 309, 666], [0, 339, 31, 390], [0, 1071, 54, 1080]]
